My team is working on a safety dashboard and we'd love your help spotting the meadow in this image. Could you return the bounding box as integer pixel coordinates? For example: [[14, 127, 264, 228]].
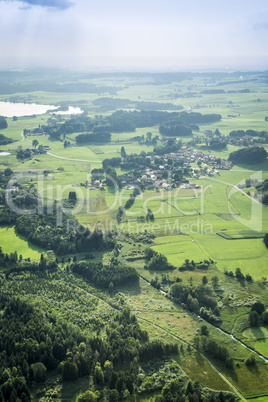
[[0, 225, 44, 260]]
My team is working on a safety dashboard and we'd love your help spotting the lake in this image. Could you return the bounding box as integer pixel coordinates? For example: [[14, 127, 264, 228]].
[[0, 101, 83, 117]]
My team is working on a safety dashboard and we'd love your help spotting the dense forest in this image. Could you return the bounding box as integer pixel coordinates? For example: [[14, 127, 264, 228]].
[[71, 259, 139, 288], [76, 132, 111, 144], [37, 110, 222, 141], [0, 183, 114, 255], [228, 146, 267, 164], [0, 255, 238, 401], [93, 97, 183, 112], [159, 121, 192, 137], [0, 116, 8, 129]]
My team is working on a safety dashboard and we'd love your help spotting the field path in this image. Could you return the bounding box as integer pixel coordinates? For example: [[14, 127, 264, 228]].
[[47, 152, 101, 163], [138, 277, 248, 400], [207, 177, 264, 206], [138, 315, 246, 401], [69, 272, 246, 399]]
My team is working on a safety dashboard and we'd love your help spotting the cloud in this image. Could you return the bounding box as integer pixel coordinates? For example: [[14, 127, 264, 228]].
[[1, 0, 74, 10]]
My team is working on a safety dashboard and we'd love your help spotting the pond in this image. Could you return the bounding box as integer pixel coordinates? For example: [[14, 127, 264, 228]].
[[0, 101, 83, 117]]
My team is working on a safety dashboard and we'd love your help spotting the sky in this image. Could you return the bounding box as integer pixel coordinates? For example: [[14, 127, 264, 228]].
[[1, 0, 268, 70]]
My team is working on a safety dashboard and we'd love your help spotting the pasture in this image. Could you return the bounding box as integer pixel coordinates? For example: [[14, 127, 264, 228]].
[[0, 226, 44, 259]]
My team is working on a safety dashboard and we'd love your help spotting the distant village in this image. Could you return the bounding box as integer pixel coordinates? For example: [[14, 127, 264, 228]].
[[87, 147, 232, 191]]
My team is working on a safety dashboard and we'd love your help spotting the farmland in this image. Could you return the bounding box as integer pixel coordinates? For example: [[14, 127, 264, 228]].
[[1, 70, 268, 400]]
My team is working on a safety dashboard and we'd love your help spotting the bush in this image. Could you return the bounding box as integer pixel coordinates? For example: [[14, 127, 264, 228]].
[[62, 361, 79, 381], [30, 362, 46, 383], [245, 353, 256, 366]]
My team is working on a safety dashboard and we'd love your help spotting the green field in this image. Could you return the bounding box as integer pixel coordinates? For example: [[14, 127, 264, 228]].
[[0, 225, 45, 259]]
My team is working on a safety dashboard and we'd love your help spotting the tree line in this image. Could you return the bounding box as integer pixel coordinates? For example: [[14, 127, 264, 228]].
[[71, 258, 139, 288], [0, 184, 115, 255], [228, 146, 267, 164]]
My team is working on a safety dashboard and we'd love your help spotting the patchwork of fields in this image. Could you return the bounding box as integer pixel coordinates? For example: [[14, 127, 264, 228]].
[[2, 71, 268, 400]]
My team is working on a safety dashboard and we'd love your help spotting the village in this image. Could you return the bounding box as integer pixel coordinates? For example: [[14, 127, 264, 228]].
[[90, 146, 233, 192]]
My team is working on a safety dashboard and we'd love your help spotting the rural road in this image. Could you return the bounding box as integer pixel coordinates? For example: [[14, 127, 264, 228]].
[[20, 131, 33, 144], [47, 152, 101, 163], [207, 176, 264, 206]]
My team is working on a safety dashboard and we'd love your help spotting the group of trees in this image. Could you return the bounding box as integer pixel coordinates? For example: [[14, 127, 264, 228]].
[[0, 283, 182, 401], [71, 258, 139, 288], [194, 333, 232, 368], [119, 152, 151, 170], [0, 291, 89, 399], [176, 112, 221, 125], [93, 96, 183, 112], [153, 138, 183, 155], [75, 132, 111, 144], [144, 248, 176, 271], [249, 302, 268, 327], [124, 188, 140, 210], [0, 116, 7, 129], [158, 378, 237, 402], [41, 110, 222, 144], [229, 129, 268, 138], [224, 268, 252, 283], [106, 110, 179, 129], [170, 282, 220, 323], [16, 145, 47, 160], [159, 121, 192, 137], [0, 133, 13, 145], [228, 146, 267, 164], [102, 157, 121, 170], [178, 259, 211, 272], [209, 138, 227, 150], [264, 233, 268, 248], [254, 179, 268, 206], [0, 168, 13, 188], [15, 212, 114, 255], [0, 183, 114, 255]]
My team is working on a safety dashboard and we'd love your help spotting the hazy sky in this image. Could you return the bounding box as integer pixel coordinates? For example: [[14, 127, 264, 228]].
[[1, 0, 268, 70]]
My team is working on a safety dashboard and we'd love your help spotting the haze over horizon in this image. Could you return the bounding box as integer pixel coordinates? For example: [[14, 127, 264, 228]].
[[1, 0, 268, 71]]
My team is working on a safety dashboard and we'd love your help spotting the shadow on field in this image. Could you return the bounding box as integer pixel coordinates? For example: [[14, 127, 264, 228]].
[[246, 362, 260, 376], [14, 227, 45, 253], [118, 281, 141, 296], [248, 326, 266, 340], [60, 377, 89, 401]]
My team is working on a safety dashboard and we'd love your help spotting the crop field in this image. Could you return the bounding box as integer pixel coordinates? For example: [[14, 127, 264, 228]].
[[112, 171, 268, 279], [152, 235, 207, 266]]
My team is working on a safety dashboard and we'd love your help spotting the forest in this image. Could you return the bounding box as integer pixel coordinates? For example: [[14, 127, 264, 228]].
[[228, 146, 267, 164]]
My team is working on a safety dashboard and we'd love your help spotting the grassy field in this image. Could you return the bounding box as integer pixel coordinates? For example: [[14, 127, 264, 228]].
[[115, 173, 268, 280], [0, 225, 45, 259]]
